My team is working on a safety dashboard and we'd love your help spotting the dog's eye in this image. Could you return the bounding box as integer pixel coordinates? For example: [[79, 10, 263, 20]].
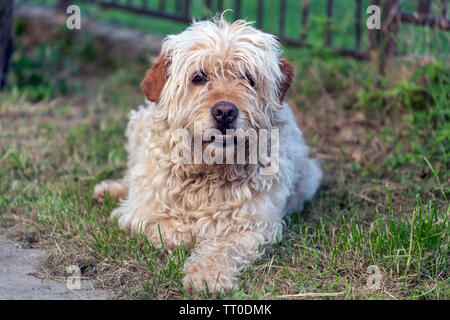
[[245, 74, 255, 87], [192, 72, 208, 85]]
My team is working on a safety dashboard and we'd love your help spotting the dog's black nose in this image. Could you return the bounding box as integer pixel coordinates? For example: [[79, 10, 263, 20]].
[[211, 102, 238, 125]]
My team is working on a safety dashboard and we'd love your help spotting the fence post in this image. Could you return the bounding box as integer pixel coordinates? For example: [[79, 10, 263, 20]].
[[57, 0, 70, 12], [379, 0, 400, 75], [418, 0, 431, 18], [355, 0, 362, 51], [0, 0, 13, 91], [368, 0, 380, 61], [325, 0, 333, 47]]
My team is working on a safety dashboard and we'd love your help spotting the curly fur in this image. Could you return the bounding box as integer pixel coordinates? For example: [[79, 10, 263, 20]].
[[93, 16, 322, 292]]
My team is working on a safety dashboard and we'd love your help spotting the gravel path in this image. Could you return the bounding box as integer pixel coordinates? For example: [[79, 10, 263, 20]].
[[0, 236, 109, 300]]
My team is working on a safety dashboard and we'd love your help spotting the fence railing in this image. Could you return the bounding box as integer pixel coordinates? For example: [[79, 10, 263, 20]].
[[58, 0, 449, 66]]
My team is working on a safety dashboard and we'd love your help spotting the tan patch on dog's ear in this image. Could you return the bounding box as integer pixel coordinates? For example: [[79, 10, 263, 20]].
[[278, 58, 295, 103], [141, 53, 170, 102]]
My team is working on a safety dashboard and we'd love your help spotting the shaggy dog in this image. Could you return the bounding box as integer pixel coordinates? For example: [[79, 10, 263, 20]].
[[93, 16, 322, 292]]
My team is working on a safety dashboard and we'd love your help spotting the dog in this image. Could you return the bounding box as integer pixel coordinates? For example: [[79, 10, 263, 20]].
[[93, 16, 322, 293]]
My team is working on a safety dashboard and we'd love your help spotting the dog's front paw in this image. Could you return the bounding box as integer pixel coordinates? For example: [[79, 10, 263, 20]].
[[182, 260, 236, 293]]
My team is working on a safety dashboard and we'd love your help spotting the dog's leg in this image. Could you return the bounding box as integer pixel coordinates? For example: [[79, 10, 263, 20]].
[[182, 225, 279, 293], [285, 157, 322, 213], [142, 220, 194, 251], [93, 179, 129, 203], [111, 199, 195, 250]]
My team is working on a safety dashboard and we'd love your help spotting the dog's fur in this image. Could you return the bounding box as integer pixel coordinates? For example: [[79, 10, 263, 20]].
[[93, 16, 322, 292]]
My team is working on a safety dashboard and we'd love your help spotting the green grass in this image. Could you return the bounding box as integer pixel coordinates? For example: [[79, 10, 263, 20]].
[[0, 1, 448, 299]]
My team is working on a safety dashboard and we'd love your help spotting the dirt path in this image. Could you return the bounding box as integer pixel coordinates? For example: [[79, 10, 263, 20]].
[[0, 236, 109, 300]]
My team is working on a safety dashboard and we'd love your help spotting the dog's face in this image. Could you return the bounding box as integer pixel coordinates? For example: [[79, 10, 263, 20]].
[[141, 18, 293, 153]]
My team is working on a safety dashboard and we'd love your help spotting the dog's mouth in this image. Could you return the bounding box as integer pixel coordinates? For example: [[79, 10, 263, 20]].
[[210, 134, 238, 148]]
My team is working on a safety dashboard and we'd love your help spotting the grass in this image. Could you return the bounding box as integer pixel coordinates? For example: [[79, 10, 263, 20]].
[[0, 1, 449, 300]]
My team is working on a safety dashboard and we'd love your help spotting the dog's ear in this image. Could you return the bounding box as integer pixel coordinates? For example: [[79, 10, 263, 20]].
[[141, 53, 170, 102], [278, 58, 294, 103]]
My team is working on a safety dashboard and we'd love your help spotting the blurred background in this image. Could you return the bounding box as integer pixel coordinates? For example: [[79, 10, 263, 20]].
[[0, 1, 448, 299]]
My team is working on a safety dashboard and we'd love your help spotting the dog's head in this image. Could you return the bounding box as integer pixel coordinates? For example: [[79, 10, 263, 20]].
[[141, 16, 293, 162]]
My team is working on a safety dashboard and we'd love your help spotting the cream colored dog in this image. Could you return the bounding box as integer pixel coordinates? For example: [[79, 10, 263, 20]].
[[94, 16, 321, 292]]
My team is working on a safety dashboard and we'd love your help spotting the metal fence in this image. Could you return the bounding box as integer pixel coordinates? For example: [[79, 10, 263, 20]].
[[58, 0, 449, 63]]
